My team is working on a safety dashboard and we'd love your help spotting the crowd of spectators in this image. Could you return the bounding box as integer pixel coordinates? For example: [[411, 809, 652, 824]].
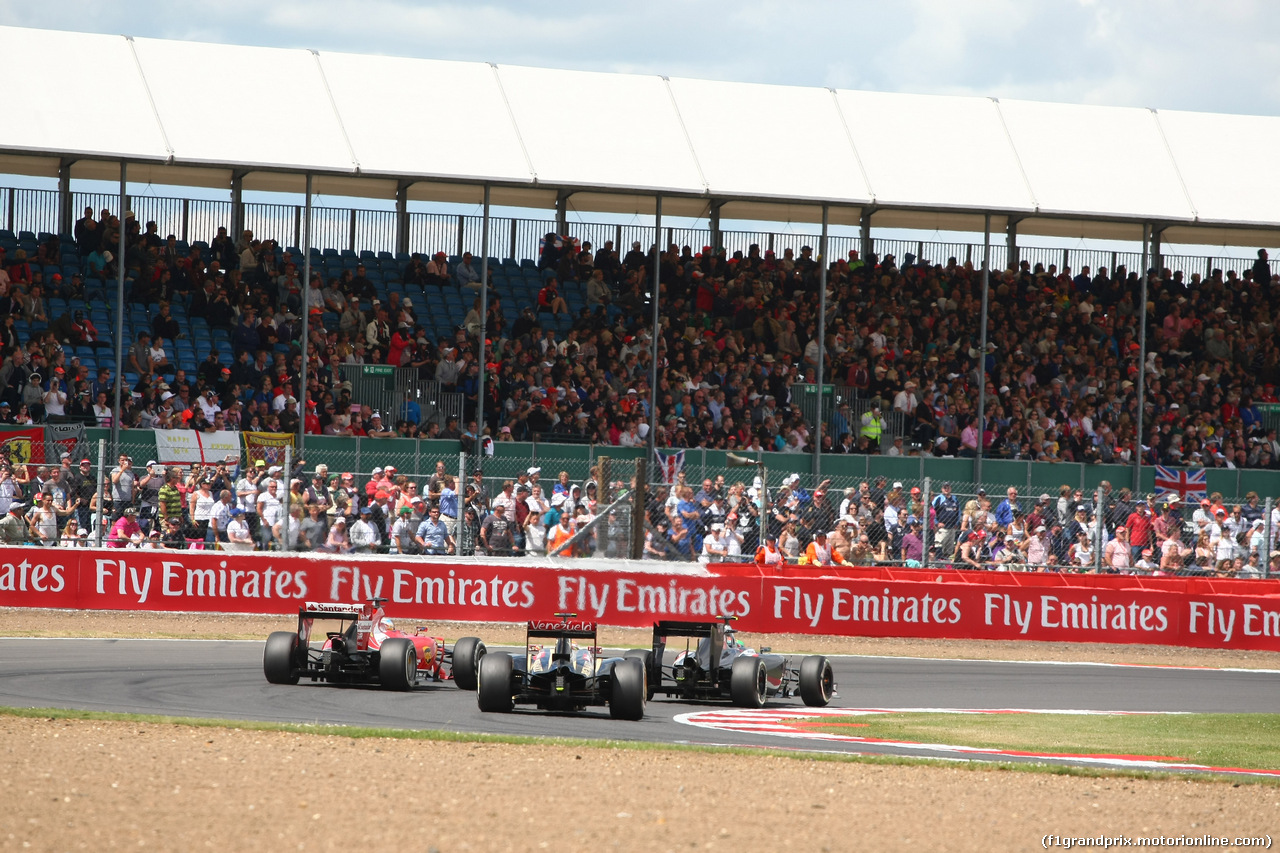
[[0, 445, 1275, 579], [2, 207, 1279, 473], [0, 451, 636, 558]]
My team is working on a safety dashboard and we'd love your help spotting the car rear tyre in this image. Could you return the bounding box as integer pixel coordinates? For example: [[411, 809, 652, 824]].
[[798, 655, 835, 707], [623, 649, 656, 700], [730, 656, 767, 708], [477, 653, 514, 712], [610, 657, 647, 720], [379, 638, 416, 691], [451, 637, 485, 691], [264, 632, 300, 685]]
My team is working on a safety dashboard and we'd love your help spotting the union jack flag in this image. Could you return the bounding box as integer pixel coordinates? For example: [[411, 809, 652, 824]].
[[1153, 465, 1207, 501], [654, 449, 685, 484]]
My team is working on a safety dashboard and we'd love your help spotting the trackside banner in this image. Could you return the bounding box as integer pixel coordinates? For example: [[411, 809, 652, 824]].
[[1, 548, 1278, 651]]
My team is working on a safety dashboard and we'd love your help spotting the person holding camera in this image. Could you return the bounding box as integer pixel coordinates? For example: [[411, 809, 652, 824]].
[[109, 455, 136, 520]]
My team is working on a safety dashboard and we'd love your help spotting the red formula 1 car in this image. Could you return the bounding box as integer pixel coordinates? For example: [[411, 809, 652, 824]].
[[263, 598, 486, 691]]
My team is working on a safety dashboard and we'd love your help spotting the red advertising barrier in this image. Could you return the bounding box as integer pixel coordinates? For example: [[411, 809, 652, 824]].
[[2, 547, 1279, 651]]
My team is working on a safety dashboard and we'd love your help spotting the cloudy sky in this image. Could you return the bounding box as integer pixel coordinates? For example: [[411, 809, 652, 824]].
[[5, 0, 1278, 116]]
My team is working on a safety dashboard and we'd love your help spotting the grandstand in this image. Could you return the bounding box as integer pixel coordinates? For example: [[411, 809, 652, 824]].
[[1, 24, 1280, 471]]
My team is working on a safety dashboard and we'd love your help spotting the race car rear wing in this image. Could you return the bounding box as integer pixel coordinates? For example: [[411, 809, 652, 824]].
[[301, 602, 365, 617]]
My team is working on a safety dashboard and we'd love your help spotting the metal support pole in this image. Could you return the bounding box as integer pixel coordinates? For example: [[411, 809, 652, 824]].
[[457, 451, 468, 555], [394, 181, 410, 256], [813, 204, 829, 480], [475, 185, 491, 452], [57, 160, 73, 236], [709, 201, 722, 253], [974, 214, 991, 484], [629, 458, 648, 560], [1151, 227, 1163, 275], [1134, 223, 1149, 493], [759, 461, 769, 559], [298, 174, 312, 455], [646, 197, 663, 459], [93, 438, 106, 548], [859, 208, 872, 262], [555, 192, 569, 235], [280, 446, 291, 552], [230, 171, 245, 239], [921, 476, 931, 569], [110, 162, 127, 460], [1006, 218, 1019, 270], [1264, 497, 1273, 579], [1094, 485, 1105, 573]]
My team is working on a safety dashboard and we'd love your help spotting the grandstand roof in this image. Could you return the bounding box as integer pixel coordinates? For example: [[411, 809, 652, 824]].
[[3, 25, 1279, 247]]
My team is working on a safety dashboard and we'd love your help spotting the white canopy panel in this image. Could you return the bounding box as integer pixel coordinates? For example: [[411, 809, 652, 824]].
[[317, 52, 533, 184], [997, 99, 1193, 222], [129, 36, 354, 172], [0, 28, 169, 162], [836, 90, 1034, 214], [666, 77, 869, 203], [1, 24, 1278, 245], [1155, 109, 1280, 228], [493, 65, 705, 194]]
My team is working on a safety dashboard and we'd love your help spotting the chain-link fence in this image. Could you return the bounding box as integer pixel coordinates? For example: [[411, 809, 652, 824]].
[[629, 462, 1277, 578], [1, 433, 1276, 579]]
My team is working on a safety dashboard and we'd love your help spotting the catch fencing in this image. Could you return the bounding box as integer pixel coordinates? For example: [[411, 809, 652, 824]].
[[4, 432, 1276, 582]]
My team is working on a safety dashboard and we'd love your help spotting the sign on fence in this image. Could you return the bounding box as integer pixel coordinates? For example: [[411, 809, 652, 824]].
[[154, 430, 241, 466], [3, 548, 1278, 652]]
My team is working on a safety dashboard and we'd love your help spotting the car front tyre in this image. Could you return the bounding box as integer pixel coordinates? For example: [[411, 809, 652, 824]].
[[264, 631, 300, 685], [379, 638, 416, 691]]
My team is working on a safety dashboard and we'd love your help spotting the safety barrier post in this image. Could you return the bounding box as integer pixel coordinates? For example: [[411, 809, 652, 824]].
[[93, 438, 106, 548], [921, 476, 931, 569], [1094, 485, 1105, 573], [1264, 497, 1273, 578], [280, 446, 291, 553]]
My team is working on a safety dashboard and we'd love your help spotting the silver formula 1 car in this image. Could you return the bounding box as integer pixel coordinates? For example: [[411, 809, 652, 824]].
[[626, 617, 835, 708]]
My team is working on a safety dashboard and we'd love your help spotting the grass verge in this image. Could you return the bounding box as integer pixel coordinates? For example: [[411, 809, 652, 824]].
[[5, 705, 1277, 784], [802, 712, 1280, 771]]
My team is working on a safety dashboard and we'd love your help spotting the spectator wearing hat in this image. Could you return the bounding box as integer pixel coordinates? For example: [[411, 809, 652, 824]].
[[0, 501, 28, 544], [223, 508, 254, 552], [108, 507, 142, 548], [803, 529, 846, 567], [349, 506, 380, 553]]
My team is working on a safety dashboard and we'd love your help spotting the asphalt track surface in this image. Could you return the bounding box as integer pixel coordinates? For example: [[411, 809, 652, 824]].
[[2, 638, 1278, 772]]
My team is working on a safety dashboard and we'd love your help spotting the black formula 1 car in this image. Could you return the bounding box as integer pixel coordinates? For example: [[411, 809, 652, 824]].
[[626, 618, 835, 708], [263, 599, 486, 692], [475, 613, 646, 720]]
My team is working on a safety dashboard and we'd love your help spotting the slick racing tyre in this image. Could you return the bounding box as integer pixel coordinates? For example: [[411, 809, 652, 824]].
[[477, 653, 515, 712], [623, 648, 656, 701], [610, 657, 647, 721], [263, 632, 300, 685], [798, 655, 835, 707], [451, 636, 486, 691], [730, 655, 767, 709], [379, 638, 417, 692]]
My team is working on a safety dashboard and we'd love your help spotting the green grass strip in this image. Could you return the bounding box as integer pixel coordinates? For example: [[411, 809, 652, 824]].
[[4, 705, 1277, 785], [801, 713, 1280, 772]]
